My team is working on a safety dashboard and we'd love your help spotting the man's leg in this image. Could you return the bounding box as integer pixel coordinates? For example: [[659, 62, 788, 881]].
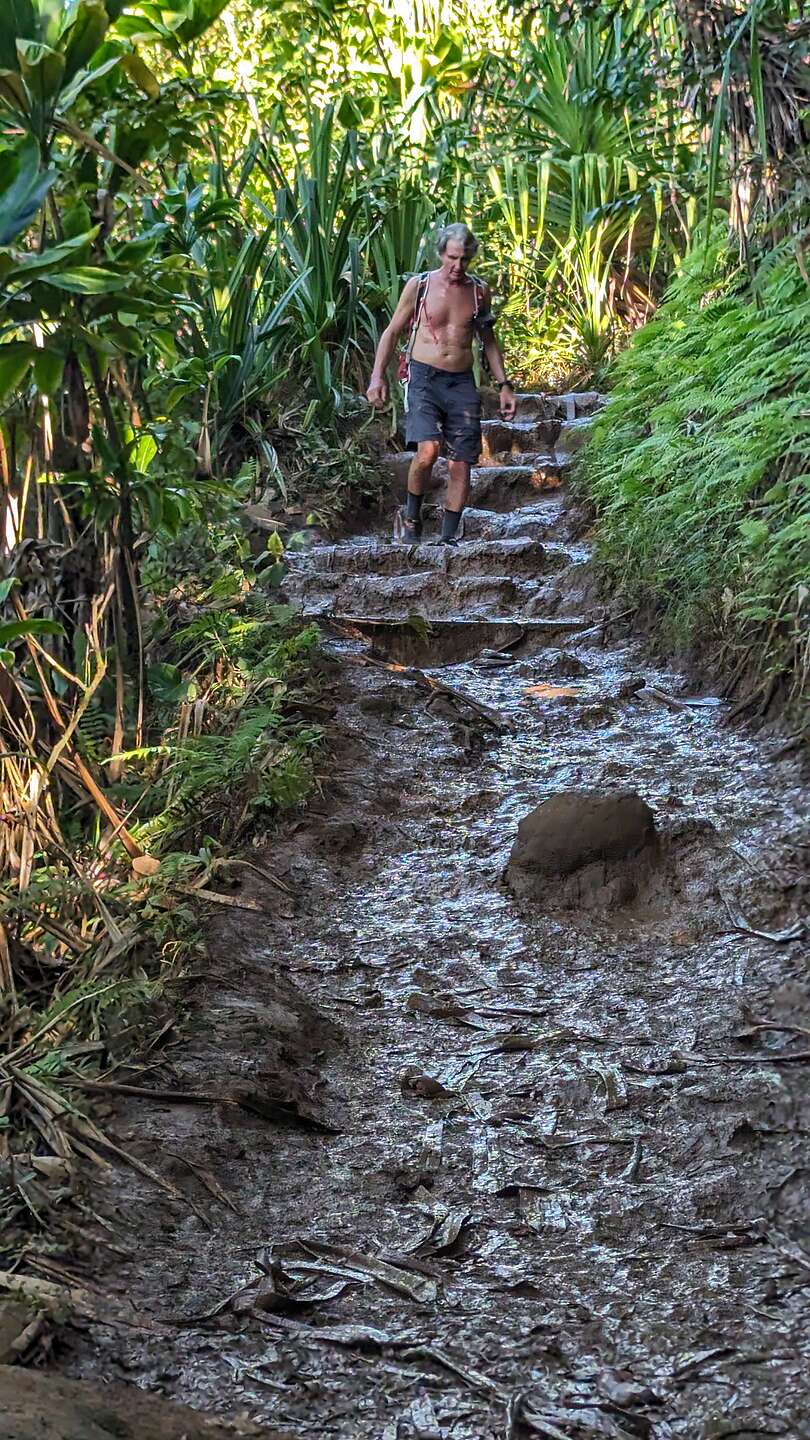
[[441, 460, 471, 542], [408, 440, 440, 500], [398, 440, 439, 540], [441, 370, 481, 544]]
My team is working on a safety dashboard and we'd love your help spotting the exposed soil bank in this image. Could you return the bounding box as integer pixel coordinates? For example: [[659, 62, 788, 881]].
[[20, 391, 809, 1439], [0, 1364, 296, 1439]]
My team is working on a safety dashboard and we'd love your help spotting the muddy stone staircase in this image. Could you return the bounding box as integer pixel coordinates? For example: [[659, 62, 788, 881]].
[[283, 390, 605, 660]]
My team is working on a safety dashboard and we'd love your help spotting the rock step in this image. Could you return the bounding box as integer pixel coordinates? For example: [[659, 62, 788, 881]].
[[382, 453, 561, 493], [555, 416, 597, 465], [482, 390, 607, 421], [327, 615, 591, 667], [479, 450, 560, 469], [481, 418, 561, 458], [285, 536, 564, 579], [285, 570, 562, 622], [288, 577, 537, 622], [470, 464, 561, 509]]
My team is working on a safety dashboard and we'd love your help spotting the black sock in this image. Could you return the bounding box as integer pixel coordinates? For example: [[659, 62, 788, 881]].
[[441, 507, 463, 541], [406, 491, 423, 523]]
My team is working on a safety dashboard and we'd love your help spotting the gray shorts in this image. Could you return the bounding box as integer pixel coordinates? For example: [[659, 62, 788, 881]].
[[405, 361, 482, 464]]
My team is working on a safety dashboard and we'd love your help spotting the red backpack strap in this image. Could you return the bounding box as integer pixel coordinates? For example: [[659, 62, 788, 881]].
[[406, 271, 430, 358]]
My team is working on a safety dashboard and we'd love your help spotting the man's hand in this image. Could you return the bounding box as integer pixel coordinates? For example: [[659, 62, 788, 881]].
[[500, 383, 517, 421], [366, 375, 388, 410]]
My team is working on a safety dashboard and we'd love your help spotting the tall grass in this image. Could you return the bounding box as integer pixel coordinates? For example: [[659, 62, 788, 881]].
[[579, 234, 810, 719]]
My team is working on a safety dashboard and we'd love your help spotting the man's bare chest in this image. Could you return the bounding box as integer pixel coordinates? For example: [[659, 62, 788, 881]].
[[422, 285, 476, 332]]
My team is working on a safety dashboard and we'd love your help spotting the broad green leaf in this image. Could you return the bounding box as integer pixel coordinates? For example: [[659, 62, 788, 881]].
[[62, 0, 110, 81], [146, 660, 190, 704], [130, 431, 157, 471], [58, 52, 121, 110], [36, 0, 69, 47], [33, 347, 64, 393], [5, 228, 99, 281], [174, 0, 231, 43], [0, 4, 37, 70], [112, 15, 166, 42], [109, 226, 165, 263], [45, 266, 131, 293], [0, 136, 54, 245], [0, 339, 36, 399], [62, 198, 92, 239], [0, 576, 19, 604], [16, 39, 66, 106], [0, 69, 29, 115], [120, 50, 160, 98], [0, 617, 64, 642]]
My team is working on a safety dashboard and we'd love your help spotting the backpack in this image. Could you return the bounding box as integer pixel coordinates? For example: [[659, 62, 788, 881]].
[[397, 272, 430, 382]]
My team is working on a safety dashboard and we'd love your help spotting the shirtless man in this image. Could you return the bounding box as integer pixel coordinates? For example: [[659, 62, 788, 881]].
[[366, 222, 516, 544]]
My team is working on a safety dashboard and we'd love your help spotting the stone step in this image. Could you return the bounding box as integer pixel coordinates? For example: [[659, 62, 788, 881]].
[[469, 463, 561, 509], [554, 416, 597, 465], [480, 418, 561, 459], [285, 536, 564, 580], [378, 457, 561, 507], [479, 450, 558, 469], [382, 449, 561, 489], [287, 571, 531, 621], [459, 509, 552, 542], [328, 615, 591, 667], [481, 389, 606, 421]]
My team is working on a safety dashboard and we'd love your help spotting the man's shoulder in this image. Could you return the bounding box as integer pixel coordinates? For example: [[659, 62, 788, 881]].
[[401, 271, 430, 298]]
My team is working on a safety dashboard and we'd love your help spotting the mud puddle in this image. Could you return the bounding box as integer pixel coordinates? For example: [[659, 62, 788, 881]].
[[55, 394, 809, 1439]]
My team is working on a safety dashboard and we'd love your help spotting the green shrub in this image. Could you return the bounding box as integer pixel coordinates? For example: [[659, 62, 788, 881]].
[[579, 237, 810, 717]]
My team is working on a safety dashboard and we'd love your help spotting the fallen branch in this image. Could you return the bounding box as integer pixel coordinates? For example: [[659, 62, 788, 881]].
[[720, 893, 806, 944], [643, 685, 697, 715], [356, 652, 511, 732]]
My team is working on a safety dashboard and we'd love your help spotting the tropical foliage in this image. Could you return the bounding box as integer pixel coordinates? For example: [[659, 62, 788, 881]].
[[579, 232, 810, 720], [1, 0, 809, 1249]]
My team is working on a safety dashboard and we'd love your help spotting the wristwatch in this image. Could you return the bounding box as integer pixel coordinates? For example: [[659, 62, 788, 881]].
[[499, 379, 514, 389]]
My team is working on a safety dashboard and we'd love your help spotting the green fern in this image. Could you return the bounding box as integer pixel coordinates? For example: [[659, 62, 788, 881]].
[[579, 231, 810, 716]]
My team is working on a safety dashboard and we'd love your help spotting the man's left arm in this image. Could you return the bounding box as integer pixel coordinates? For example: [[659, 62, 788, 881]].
[[479, 284, 516, 421]]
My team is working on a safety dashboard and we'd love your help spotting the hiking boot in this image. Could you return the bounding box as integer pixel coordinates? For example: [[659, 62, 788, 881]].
[[436, 513, 465, 547], [392, 506, 422, 544]]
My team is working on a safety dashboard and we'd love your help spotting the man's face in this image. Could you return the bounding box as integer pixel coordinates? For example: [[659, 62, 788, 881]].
[[441, 241, 470, 284]]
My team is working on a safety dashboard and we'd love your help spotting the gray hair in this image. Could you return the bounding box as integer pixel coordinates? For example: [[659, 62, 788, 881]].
[[437, 222, 479, 259]]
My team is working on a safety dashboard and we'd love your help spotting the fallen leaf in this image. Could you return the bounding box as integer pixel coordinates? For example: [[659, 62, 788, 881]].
[[523, 683, 581, 699], [131, 854, 160, 876]]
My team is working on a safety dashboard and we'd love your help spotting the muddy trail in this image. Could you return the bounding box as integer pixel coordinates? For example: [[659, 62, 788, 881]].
[[60, 390, 810, 1439]]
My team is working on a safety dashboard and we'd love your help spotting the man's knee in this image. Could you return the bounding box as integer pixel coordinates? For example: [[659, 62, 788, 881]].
[[413, 440, 440, 468]]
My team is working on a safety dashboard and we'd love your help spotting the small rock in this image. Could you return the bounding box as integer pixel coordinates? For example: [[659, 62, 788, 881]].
[[547, 651, 589, 678], [615, 674, 647, 699], [0, 1302, 33, 1365], [505, 789, 659, 908]]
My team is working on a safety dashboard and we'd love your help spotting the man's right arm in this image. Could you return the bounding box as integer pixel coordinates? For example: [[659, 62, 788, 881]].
[[367, 276, 419, 409]]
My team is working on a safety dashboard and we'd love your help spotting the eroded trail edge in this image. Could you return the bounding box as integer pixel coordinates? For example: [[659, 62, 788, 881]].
[[63, 391, 809, 1439]]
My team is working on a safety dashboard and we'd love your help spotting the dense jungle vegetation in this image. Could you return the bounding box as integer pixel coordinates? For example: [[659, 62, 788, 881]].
[[0, 0, 808, 1249]]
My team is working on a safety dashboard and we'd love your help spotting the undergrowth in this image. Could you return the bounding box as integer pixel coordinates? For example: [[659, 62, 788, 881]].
[[579, 235, 810, 724], [0, 519, 324, 1262]]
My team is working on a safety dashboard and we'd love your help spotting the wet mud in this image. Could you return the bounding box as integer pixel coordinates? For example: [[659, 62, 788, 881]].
[[57, 392, 809, 1438]]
